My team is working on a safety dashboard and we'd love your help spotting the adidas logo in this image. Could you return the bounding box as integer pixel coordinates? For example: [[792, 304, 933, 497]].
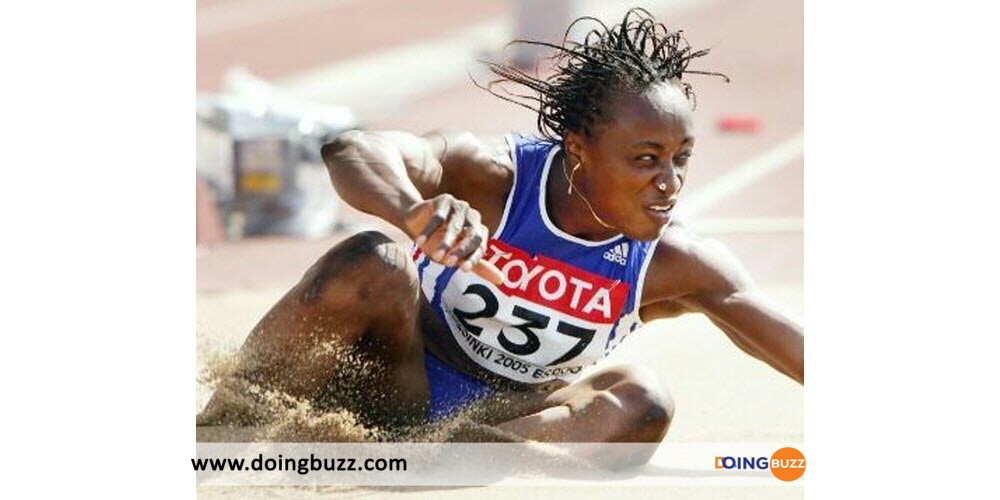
[[603, 242, 629, 265]]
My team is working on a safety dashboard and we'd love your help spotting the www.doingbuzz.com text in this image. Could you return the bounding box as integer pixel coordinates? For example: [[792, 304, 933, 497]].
[[192, 454, 407, 475]]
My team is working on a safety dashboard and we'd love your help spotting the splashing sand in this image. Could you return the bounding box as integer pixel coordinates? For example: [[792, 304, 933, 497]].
[[197, 344, 384, 442], [195, 343, 546, 444]]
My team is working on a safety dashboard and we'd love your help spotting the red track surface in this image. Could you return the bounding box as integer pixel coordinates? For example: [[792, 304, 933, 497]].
[[197, 0, 506, 90]]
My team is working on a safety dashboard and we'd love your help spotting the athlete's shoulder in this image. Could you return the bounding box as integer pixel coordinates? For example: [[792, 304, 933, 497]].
[[506, 133, 560, 162], [642, 220, 755, 303]]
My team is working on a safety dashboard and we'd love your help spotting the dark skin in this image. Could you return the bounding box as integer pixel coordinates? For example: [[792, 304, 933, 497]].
[[558, 84, 803, 383], [198, 82, 802, 461]]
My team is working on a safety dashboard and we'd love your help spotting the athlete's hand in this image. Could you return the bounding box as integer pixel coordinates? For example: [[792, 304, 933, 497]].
[[404, 194, 504, 285]]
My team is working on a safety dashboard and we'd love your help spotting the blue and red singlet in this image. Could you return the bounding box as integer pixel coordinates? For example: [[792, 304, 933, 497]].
[[413, 134, 658, 420]]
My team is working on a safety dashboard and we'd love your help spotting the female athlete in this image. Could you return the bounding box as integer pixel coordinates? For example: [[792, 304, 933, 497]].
[[199, 8, 803, 463]]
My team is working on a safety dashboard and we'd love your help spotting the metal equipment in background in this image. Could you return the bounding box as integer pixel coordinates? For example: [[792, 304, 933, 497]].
[[197, 68, 359, 239]]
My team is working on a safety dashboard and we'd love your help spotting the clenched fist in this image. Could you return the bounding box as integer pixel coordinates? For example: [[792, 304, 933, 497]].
[[404, 194, 504, 285]]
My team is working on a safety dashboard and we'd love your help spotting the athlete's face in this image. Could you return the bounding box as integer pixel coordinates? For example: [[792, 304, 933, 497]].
[[565, 83, 695, 241]]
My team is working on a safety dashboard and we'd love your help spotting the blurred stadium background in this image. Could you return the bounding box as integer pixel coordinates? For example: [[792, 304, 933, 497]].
[[196, 0, 801, 289], [195, 0, 803, 470]]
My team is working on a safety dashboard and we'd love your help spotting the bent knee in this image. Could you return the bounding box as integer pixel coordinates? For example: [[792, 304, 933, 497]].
[[636, 396, 673, 441], [301, 230, 419, 306], [604, 366, 674, 442]]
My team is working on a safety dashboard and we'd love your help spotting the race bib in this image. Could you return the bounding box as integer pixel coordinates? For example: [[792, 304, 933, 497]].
[[439, 240, 629, 383]]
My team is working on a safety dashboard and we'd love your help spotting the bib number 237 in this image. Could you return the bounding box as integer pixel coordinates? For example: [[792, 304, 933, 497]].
[[452, 283, 596, 365]]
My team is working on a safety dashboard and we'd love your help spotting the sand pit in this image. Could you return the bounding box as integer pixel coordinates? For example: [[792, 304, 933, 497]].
[[195, 257, 803, 497]]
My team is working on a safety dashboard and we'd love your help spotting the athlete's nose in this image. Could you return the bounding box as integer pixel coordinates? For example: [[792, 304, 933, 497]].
[[655, 164, 683, 196]]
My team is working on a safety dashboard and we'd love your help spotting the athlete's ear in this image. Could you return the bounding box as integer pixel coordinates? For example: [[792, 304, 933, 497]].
[[563, 131, 588, 166]]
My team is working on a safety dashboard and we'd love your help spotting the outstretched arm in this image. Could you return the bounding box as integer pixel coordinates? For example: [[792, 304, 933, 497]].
[[679, 286, 803, 384], [642, 230, 803, 384]]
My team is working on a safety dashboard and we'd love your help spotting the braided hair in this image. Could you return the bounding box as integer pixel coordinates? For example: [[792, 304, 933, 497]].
[[476, 7, 728, 141]]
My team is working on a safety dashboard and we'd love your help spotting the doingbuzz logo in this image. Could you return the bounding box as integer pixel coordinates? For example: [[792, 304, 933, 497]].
[[715, 447, 806, 482]]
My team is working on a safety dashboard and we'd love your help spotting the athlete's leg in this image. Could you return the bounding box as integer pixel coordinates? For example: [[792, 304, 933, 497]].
[[491, 364, 674, 466], [198, 230, 430, 428]]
